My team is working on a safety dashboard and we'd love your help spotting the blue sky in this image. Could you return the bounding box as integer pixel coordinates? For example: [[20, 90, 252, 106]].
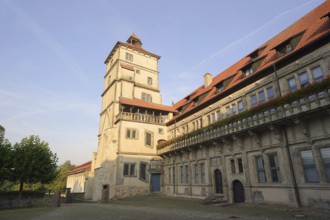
[[0, 0, 324, 165]]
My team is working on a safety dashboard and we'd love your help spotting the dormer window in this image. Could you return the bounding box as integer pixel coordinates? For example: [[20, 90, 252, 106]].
[[248, 46, 266, 60], [244, 66, 254, 76], [275, 32, 304, 57], [177, 107, 182, 114], [243, 56, 265, 77], [216, 83, 224, 92], [193, 98, 199, 106]]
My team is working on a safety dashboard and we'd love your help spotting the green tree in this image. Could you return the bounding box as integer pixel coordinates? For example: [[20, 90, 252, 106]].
[[50, 160, 76, 193], [12, 135, 58, 198], [0, 134, 13, 184]]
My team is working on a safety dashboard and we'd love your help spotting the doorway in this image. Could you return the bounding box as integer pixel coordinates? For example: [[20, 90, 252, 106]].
[[233, 180, 245, 203], [214, 169, 223, 194], [151, 174, 160, 192]]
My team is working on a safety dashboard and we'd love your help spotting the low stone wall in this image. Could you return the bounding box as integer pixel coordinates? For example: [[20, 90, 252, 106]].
[[0, 196, 53, 209], [71, 193, 85, 201]]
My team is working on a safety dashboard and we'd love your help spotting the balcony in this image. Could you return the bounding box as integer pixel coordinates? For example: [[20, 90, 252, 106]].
[[116, 112, 166, 125], [157, 79, 330, 155]]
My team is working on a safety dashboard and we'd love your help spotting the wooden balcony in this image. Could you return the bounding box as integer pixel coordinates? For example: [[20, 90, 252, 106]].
[[116, 112, 166, 125], [157, 87, 330, 155]]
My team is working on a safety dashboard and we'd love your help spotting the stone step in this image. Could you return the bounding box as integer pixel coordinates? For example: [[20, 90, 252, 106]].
[[203, 195, 227, 205]]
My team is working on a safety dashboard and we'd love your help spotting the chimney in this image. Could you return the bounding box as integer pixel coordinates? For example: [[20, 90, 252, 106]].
[[204, 73, 212, 87]]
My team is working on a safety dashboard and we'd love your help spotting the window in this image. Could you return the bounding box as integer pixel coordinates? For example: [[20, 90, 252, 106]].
[[147, 77, 153, 85], [207, 115, 211, 125], [211, 112, 216, 123], [199, 118, 203, 128], [256, 156, 266, 183], [135, 69, 140, 74], [141, 92, 152, 102], [299, 72, 309, 87], [180, 166, 184, 184], [287, 77, 297, 92], [251, 94, 257, 106], [230, 159, 236, 174], [311, 65, 323, 82], [194, 164, 199, 184], [244, 67, 254, 76], [226, 106, 231, 117], [126, 128, 137, 139], [185, 165, 189, 184], [172, 166, 176, 184], [216, 110, 221, 121], [180, 165, 189, 184], [238, 101, 244, 113], [267, 87, 274, 100], [216, 83, 224, 92], [269, 154, 281, 182], [320, 148, 330, 182], [300, 150, 319, 183], [232, 103, 237, 115], [200, 163, 206, 184], [145, 131, 153, 147], [125, 52, 133, 62], [123, 163, 135, 176], [168, 167, 171, 184], [238, 158, 243, 173], [276, 33, 303, 57], [258, 91, 265, 103], [158, 128, 164, 134], [140, 163, 147, 181]]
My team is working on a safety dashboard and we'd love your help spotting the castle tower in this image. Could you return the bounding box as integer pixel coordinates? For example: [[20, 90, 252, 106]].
[[91, 34, 174, 201]]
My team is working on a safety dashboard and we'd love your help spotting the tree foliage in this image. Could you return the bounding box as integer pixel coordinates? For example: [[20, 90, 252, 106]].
[[0, 134, 12, 183], [11, 135, 58, 197], [49, 160, 76, 193]]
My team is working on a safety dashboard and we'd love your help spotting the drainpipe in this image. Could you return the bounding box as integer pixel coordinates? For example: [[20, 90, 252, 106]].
[[282, 125, 302, 207], [273, 63, 301, 207], [273, 64, 282, 97]]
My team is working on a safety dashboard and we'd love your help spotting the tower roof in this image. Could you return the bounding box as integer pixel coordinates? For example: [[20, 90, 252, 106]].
[[104, 34, 160, 63], [127, 33, 142, 47]]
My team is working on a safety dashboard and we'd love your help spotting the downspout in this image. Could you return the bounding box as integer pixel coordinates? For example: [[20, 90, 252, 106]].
[[272, 63, 282, 97], [274, 63, 301, 207], [282, 125, 302, 207]]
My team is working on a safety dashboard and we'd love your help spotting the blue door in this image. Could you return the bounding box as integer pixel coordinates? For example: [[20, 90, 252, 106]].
[[151, 174, 160, 192]]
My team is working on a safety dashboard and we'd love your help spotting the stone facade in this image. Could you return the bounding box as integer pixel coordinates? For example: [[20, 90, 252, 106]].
[[78, 1, 330, 207], [159, 2, 330, 208]]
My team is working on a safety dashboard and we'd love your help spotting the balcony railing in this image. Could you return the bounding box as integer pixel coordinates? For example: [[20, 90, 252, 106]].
[[157, 81, 330, 155], [116, 112, 166, 125]]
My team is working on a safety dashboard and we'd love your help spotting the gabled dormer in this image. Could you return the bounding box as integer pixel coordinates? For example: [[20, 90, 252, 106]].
[[274, 32, 304, 57], [248, 46, 266, 60], [242, 56, 266, 77]]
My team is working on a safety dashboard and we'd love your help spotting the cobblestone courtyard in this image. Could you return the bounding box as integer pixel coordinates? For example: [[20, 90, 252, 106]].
[[1, 195, 329, 220]]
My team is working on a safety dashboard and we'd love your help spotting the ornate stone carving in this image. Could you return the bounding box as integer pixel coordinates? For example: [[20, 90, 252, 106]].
[[293, 118, 311, 144], [268, 125, 283, 142], [248, 130, 262, 151]]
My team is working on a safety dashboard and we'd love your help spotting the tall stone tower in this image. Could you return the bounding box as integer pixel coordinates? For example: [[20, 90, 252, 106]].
[[90, 34, 174, 201]]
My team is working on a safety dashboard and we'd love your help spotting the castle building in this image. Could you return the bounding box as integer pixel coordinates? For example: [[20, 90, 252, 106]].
[[71, 1, 330, 208], [89, 34, 175, 201]]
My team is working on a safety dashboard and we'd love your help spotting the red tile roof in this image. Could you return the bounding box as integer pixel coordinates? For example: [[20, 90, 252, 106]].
[[120, 63, 135, 71], [105, 40, 160, 64], [68, 161, 91, 175], [168, 1, 330, 125], [120, 97, 176, 113]]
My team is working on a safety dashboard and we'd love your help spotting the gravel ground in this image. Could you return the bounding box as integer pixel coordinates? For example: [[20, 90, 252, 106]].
[[0, 194, 329, 220]]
